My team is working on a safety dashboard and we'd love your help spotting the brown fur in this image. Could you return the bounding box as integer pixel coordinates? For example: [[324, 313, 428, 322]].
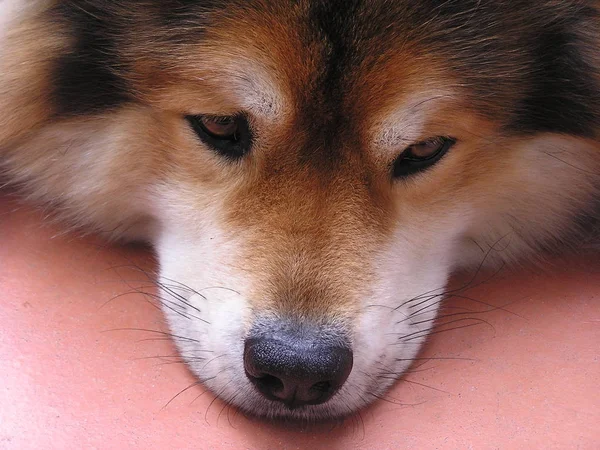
[[1, 0, 599, 419]]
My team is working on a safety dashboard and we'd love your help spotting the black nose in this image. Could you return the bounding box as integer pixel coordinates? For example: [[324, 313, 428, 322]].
[[243, 332, 353, 408]]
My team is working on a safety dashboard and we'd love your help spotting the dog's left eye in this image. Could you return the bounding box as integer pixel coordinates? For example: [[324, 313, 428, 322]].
[[393, 136, 456, 178], [186, 114, 252, 159]]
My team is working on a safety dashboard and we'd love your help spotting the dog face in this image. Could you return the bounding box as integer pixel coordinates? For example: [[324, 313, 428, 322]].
[[2, 0, 599, 419]]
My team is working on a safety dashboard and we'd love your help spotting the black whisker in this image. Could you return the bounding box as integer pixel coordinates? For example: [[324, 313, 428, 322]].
[[402, 321, 487, 343], [162, 380, 205, 410], [402, 379, 451, 394], [204, 376, 234, 424], [395, 356, 476, 362], [103, 327, 202, 343]]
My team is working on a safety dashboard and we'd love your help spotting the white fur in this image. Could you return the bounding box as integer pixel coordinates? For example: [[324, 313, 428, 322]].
[[2, 2, 599, 421], [373, 91, 456, 154], [149, 171, 475, 418]]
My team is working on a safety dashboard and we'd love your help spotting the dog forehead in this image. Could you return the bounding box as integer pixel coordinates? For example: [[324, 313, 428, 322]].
[[174, 0, 599, 138], [51, 0, 599, 138], [194, 1, 440, 131]]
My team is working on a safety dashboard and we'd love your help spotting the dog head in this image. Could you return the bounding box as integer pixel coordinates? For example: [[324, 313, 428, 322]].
[[2, 0, 599, 419]]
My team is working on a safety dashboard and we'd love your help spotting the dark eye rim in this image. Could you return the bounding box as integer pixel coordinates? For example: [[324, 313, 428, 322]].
[[186, 113, 253, 159], [393, 136, 457, 178]]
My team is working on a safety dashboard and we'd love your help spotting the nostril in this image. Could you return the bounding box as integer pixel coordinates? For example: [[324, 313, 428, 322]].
[[310, 381, 332, 393], [252, 374, 284, 393]]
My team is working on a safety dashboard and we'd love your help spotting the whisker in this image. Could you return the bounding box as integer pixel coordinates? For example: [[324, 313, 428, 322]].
[[368, 391, 423, 407], [402, 320, 487, 343], [197, 286, 242, 296], [410, 311, 496, 327], [204, 376, 234, 424], [103, 270, 202, 321], [395, 356, 476, 362], [162, 380, 205, 410], [103, 327, 202, 343], [391, 237, 508, 312], [402, 379, 451, 394]]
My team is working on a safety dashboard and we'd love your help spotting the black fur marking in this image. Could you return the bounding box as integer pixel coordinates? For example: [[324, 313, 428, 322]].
[[509, 12, 600, 137], [307, 0, 362, 101], [47, 0, 600, 137], [51, 2, 130, 116], [376, 1, 600, 138], [291, 0, 366, 167]]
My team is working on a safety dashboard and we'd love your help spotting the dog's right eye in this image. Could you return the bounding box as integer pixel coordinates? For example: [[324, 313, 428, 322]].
[[186, 114, 252, 159], [392, 136, 456, 178]]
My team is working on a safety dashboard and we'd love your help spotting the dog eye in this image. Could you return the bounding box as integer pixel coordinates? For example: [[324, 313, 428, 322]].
[[393, 136, 456, 178], [186, 114, 252, 159], [197, 115, 238, 139]]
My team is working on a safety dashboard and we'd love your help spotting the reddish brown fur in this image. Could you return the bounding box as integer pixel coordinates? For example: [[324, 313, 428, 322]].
[[2, 0, 600, 419]]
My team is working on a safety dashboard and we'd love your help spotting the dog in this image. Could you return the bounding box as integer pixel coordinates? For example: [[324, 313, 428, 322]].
[[1, 0, 599, 420]]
